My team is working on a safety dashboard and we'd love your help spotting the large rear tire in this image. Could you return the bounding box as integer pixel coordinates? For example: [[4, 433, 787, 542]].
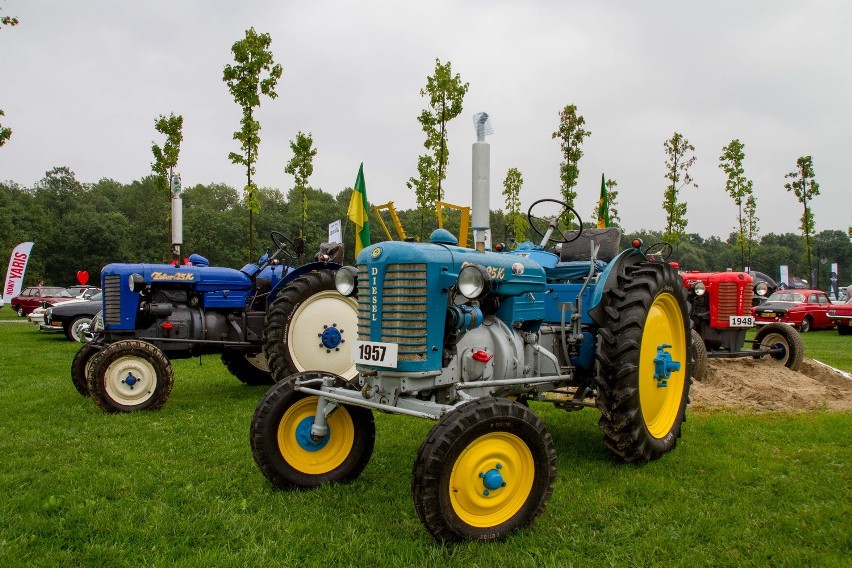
[[263, 270, 358, 383], [754, 322, 804, 371], [411, 398, 557, 543], [596, 261, 693, 462], [221, 350, 274, 386], [88, 340, 174, 413], [250, 372, 375, 490]]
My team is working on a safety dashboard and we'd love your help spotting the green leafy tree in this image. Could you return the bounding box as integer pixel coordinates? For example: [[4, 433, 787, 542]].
[[591, 178, 621, 227], [662, 132, 697, 245], [223, 27, 283, 260], [1, 8, 19, 148], [284, 131, 317, 243], [552, 104, 591, 209], [150, 113, 184, 195], [406, 58, 468, 238], [744, 193, 759, 268], [784, 155, 820, 280], [502, 168, 526, 245], [719, 139, 755, 269]]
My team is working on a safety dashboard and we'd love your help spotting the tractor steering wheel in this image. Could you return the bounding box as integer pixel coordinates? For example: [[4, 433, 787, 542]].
[[527, 198, 584, 245], [270, 231, 298, 261], [644, 242, 673, 261]]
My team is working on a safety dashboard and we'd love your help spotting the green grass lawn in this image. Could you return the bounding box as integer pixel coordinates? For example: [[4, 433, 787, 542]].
[[0, 308, 849, 567]]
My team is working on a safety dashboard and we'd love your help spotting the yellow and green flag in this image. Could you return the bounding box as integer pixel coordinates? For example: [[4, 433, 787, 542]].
[[597, 173, 609, 229], [348, 163, 371, 257]]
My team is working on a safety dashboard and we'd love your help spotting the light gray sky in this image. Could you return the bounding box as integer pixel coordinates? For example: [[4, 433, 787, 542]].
[[1, 0, 849, 239]]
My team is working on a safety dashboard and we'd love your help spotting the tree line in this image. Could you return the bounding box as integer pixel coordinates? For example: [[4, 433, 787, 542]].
[[1, 168, 850, 292]]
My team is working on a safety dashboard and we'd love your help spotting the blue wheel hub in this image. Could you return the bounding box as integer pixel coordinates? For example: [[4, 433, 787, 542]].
[[479, 463, 507, 496], [295, 417, 330, 451], [319, 324, 343, 350], [653, 344, 681, 388], [123, 373, 139, 389]]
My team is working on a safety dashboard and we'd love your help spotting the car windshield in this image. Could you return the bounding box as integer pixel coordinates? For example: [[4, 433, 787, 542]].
[[766, 292, 805, 303], [42, 287, 73, 297], [90, 292, 103, 301]]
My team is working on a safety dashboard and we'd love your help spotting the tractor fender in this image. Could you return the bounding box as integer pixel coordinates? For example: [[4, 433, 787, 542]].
[[268, 261, 342, 303], [587, 248, 645, 326]]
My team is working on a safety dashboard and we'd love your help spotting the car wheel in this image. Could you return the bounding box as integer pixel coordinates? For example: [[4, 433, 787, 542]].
[[16, 306, 25, 317], [799, 317, 812, 333], [66, 316, 93, 342]]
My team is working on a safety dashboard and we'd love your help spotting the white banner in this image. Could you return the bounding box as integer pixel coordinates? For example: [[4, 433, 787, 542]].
[[328, 219, 342, 244], [3, 242, 35, 302], [779, 265, 789, 288]]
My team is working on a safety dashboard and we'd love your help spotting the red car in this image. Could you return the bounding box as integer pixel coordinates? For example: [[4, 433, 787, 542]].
[[752, 289, 834, 332], [9, 286, 75, 316], [827, 296, 852, 336]]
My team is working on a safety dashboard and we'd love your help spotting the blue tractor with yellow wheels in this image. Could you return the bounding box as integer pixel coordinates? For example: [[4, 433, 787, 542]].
[[250, 198, 694, 542], [72, 232, 358, 413]]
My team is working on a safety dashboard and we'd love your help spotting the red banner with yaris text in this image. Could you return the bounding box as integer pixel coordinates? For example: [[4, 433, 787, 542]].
[[3, 242, 35, 302]]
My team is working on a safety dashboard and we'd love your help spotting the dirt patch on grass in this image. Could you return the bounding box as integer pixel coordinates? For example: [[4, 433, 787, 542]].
[[690, 358, 852, 412]]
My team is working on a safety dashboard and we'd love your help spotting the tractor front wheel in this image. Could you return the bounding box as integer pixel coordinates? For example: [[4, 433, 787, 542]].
[[411, 398, 557, 542], [596, 261, 693, 462], [70, 341, 103, 397], [691, 329, 708, 382], [250, 372, 375, 490], [754, 322, 804, 371], [87, 340, 174, 413], [221, 350, 274, 386], [263, 270, 358, 382]]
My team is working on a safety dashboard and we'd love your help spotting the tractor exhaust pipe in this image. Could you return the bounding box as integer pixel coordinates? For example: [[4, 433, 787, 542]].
[[472, 112, 493, 252]]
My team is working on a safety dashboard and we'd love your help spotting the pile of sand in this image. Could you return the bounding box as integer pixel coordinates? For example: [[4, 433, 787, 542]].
[[690, 357, 852, 412]]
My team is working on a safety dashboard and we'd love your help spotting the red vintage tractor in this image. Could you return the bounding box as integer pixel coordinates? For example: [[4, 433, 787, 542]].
[[680, 269, 803, 379]]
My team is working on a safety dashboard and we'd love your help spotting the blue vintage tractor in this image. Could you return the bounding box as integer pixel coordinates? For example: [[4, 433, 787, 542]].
[[249, 201, 694, 542], [72, 232, 358, 413]]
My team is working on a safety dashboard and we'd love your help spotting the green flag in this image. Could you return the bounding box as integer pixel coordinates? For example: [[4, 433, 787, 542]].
[[348, 163, 371, 257], [597, 173, 609, 229]]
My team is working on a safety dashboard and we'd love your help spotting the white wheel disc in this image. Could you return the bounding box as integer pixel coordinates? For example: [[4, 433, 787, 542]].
[[103, 356, 157, 406], [287, 291, 357, 378]]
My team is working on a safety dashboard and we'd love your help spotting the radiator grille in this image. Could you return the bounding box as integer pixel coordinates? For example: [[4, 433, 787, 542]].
[[103, 274, 123, 324], [716, 282, 740, 318], [357, 263, 428, 361]]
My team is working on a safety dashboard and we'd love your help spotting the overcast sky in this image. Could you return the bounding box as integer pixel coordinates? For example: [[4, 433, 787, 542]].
[[1, 0, 849, 239]]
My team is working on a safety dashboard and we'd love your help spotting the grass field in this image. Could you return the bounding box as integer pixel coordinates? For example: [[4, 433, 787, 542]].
[[0, 306, 849, 567]]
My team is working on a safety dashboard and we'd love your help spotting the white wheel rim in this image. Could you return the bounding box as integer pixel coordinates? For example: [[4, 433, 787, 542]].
[[245, 352, 270, 372], [287, 291, 357, 378], [103, 355, 157, 406], [72, 318, 92, 342]]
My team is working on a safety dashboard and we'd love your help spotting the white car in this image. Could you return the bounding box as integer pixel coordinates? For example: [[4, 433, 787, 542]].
[[28, 298, 85, 328]]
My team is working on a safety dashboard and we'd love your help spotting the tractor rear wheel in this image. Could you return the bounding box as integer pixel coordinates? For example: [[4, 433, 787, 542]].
[[71, 341, 103, 397], [754, 322, 804, 371], [411, 398, 557, 542], [263, 270, 358, 383], [88, 340, 174, 413], [221, 350, 274, 386], [691, 329, 708, 382], [250, 372, 375, 489], [596, 261, 693, 462]]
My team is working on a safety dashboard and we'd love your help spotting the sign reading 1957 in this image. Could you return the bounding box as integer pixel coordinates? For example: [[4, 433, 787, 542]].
[[352, 340, 399, 367]]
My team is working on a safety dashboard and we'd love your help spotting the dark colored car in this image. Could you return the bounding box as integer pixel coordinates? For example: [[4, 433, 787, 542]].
[[45, 292, 102, 342], [752, 289, 834, 332], [827, 296, 852, 336], [9, 286, 75, 316]]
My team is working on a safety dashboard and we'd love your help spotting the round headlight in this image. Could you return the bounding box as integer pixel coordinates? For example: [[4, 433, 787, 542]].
[[458, 265, 491, 299], [755, 281, 768, 296], [128, 273, 144, 292], [335, 266, 358, 296], [692, 281, 706, 296]]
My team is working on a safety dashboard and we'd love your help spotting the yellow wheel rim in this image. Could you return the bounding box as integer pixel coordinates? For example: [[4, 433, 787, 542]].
[[449, 432, 535, 528], [277, 397, 355, 475], [639, 292, 686, 439]]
